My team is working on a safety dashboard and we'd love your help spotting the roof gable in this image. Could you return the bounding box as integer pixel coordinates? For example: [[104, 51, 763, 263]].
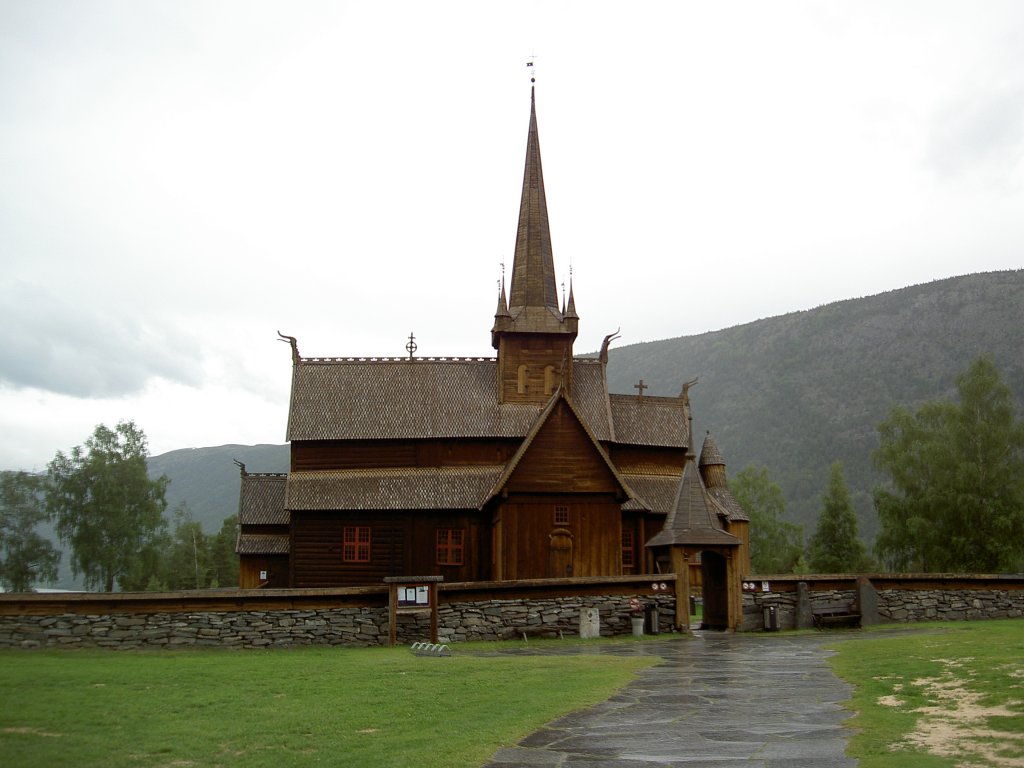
[[490, 389, 630, 499]]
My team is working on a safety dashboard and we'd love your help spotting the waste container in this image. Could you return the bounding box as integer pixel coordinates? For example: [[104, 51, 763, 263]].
[[763, 604, 779, 631], [644, 605, 660, 635]]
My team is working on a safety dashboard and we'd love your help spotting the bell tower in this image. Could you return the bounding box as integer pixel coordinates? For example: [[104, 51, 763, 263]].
[[491, 88, 578, 403]]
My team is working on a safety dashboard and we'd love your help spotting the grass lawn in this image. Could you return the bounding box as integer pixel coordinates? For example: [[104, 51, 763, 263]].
[[829, 619, 1024, 768], [0, 640, 657, 768]]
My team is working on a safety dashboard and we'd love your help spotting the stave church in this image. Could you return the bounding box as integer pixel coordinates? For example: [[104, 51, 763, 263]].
[[236, 87, 750, 629]]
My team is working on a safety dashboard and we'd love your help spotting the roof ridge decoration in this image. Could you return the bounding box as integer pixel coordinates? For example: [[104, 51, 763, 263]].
[[299, 356, 499, 365], [277, 331, 300, 364], [599, 329, 620, 364]]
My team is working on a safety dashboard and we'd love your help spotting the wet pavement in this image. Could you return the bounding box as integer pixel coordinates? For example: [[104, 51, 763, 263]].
[[481, 631, 857, 767]]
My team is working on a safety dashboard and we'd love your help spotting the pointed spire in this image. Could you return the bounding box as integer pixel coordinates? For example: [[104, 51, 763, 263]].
[[495, 278, 510, 318], [508, 87, 559, 313], [565, 276, 578, 320], [646, 453, 740, 548], [698, 432, 750, 523], [698, 431, 725, 472]]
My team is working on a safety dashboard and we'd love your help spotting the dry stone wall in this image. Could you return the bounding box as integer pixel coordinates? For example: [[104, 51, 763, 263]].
[[742, 582, 1024, 631], [0, 594, 678, 650], [876, 588, 1024, 623]]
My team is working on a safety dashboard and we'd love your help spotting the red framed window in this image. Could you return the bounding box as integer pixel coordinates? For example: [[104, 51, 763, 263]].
[[621, 529, 635, 568], [342, 526, 372, 563], [436, 528, 465, 566], [554, 506, 570, 525]]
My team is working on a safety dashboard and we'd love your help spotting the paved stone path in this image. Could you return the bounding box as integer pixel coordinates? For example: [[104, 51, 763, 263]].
[[481, 631, 857, 767]]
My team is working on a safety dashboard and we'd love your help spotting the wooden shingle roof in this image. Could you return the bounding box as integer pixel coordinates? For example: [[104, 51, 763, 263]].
[[286, 356, 688, 450], [237, 533, 289, 555], [285, 466, 504, 511], [620, 474, 681, 515], [609, 394, 689, 448], [287, 358, 536, 442], [238, 473, 288, 525], [646, 458, 740, 548]]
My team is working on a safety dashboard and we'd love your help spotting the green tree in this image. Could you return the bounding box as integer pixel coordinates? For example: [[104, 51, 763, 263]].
[[46, 421, 169, 591], [209, 514, 240, 588], [873, 356, 1024, 572], [732, 465, 804, 573], [807, 461, 870, 572], [159, 506, 213, 590], [0, 472, 60, 592]]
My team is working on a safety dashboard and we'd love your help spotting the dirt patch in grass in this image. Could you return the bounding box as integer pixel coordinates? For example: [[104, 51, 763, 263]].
[[878, 659, 1024, 767], [2, 727, 62, 738]]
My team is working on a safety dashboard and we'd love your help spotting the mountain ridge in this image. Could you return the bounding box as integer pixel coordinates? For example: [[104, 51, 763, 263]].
[[15, 270, 1021, 589]]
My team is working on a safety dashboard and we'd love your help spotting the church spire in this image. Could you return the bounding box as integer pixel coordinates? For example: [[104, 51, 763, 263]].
[[492, 86, 577, 401], [508, 87, 559, 313]]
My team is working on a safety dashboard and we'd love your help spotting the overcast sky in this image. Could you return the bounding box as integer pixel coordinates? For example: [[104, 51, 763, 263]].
[[2, 1, 1023, 471]]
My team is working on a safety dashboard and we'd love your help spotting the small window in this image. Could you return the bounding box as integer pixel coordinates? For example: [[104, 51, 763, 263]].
[[544, 365, 556, 395], [621, 529, 635, 568], [343, 526, 372, 563], [436, 528, 465, 566], [554, 506, 569, 525]]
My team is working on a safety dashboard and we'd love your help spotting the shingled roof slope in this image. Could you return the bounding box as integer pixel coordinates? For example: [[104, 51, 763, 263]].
[[286, 356, 684, 450], [646, 459, 740, 548], [610, 394, 689, 448], [285, 466, 504, 511], [238, 473, 288, 525], [620, 473, 680, 515], [287, 359, 538, 442], [237, 533, 290, 555]]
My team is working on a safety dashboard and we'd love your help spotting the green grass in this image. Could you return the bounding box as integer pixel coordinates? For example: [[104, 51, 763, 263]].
[[828, 619, 1024, 768], [0, 641, 658, 768]]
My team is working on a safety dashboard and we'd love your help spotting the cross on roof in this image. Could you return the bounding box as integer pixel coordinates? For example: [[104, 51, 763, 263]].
[[406, 332, 418, 361], [634, 379, 647, 399]]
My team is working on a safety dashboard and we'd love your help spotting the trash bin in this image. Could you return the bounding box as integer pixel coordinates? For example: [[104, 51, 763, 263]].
[[644, 605, 660, 635], [763, 605, 779, 631]]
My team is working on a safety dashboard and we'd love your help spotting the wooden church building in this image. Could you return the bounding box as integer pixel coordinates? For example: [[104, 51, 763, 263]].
[[237, 89, 751, 629]]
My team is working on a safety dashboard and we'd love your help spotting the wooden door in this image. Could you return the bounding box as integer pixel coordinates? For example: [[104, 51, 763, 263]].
[[547, 528, 574, 577]]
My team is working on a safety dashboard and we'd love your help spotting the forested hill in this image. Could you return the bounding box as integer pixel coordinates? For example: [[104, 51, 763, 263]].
[[140, 271, 1022, 542], [147, 443, 288, 531], [603, 270, 1024, 540]]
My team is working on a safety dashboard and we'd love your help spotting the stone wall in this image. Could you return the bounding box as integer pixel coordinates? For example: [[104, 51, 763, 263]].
[[742, 578, 1024, 631], [876, 589, 1024, 623], [0, 594, 678, 650]]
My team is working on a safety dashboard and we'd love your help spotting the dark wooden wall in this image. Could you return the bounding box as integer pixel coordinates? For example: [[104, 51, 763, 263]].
[[239, 555, 289, 589], [290, 511, 490, 588], [292, 438, 518, 471], [496, 333, 574, 404], [496, 497, 623, 580]]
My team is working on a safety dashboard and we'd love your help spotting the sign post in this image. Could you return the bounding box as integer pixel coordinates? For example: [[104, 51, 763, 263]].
[[384, 575, 443, 647]]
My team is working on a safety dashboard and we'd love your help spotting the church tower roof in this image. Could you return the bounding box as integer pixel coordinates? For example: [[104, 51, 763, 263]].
[[508, 86, 558, 313], [698, 431, 750, 523], [646, 454, 740, 548], [491, 86, 578, 353]]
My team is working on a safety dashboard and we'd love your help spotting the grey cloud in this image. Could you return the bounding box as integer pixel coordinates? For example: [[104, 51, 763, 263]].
[[0, 282, 204, 398]]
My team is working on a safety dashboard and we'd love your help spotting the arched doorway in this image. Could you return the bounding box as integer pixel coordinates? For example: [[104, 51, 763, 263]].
[[547, 529, 574, 577]]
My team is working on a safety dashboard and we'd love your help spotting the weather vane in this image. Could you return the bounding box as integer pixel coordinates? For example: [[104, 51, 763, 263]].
[[526, 53, 537, 84]]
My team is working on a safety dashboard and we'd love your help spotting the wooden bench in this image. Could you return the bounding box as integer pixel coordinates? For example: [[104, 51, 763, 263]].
[[503, 626, 565, 641], [812, 603, 861, 630]]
